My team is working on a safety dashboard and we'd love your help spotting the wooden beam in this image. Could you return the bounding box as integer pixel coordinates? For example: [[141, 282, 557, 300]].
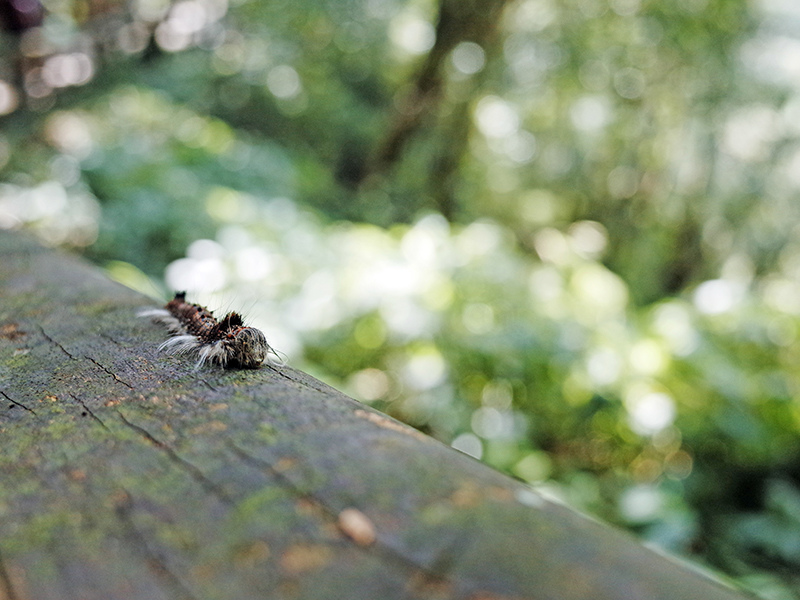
[[0, 231, 748, 600]]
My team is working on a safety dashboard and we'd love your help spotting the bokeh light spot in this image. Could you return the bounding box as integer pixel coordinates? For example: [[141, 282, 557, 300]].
[[693, 279, 739, 315], [0, 81, 20, 116], [620, 485, 663, 523], [389, 11, 435, 55], [350, 368, 390, 402], [451, 41, 486, 75], [475, 96, 521, 139], [451, 433, 483, 459], [267, 65, 302, 99], [625, 387, 676, 435], [402, 346, 446, 391], [462, 303, 495, 334]]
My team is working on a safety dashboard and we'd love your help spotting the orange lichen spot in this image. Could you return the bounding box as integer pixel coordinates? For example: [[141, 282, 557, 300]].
[[294, 498, 327, 520], [0, 322, 25, 340], [353, 409, 427, 441], [209, 402, 229, 411], [451, 481, 482, 508], [274, 457, 297, 473], [488, 486, 514, 503], [190, 420, 228, 435], [233, 540, 271, 568], [280, 544, 333, 575], [109, 489, 131, 508], [68, 468, 87, 481], [338, 508, 376, 546]]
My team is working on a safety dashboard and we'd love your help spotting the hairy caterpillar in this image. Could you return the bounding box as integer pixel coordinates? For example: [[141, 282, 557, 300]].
[[140, 292, 272, 369]]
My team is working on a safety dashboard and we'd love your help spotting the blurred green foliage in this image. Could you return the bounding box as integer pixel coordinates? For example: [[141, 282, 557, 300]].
[[3, 0, 800, 596]]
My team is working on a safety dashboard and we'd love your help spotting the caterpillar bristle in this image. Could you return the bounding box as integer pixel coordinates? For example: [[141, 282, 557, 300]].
[[140, 293, 274, 369]]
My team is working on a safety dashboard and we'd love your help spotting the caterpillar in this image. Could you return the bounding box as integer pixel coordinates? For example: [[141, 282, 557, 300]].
[[140, 292, 272, 369]]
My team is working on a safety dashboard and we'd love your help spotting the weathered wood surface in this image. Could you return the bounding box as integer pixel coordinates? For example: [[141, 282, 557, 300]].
[[0, 230, 750, 600]]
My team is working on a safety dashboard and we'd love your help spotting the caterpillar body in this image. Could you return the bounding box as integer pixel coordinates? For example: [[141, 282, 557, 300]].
[[140, 292, 272, 369]]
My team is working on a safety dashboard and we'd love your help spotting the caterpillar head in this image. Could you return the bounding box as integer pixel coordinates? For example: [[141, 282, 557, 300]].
[[228, 326, 269, 368]]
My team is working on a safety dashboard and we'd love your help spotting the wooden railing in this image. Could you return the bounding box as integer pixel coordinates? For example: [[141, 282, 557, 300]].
[[0, 231, 750, 600]]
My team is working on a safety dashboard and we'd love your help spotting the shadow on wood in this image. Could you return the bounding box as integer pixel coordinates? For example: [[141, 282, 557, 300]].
[[0, 231, 750, 600]]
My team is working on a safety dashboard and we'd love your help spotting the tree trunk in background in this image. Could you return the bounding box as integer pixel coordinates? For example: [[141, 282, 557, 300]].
[[0, 230, 748, 600], [363, 0, 514, 216]]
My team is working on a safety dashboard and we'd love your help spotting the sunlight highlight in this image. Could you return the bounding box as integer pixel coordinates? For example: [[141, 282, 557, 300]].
[[389, 11, 435, 56], [625, 385, 676, 435], [475, 96, 521, 139]]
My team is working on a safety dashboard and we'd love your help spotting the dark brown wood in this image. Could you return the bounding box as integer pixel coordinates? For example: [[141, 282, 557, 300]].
[[0, 230, 750, 600]]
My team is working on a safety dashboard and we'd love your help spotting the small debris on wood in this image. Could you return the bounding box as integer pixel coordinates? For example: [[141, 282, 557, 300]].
[[337, 507, 376, 546]]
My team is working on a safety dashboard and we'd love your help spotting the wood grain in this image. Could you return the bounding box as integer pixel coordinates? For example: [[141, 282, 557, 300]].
[[0, 231, 750, 600]]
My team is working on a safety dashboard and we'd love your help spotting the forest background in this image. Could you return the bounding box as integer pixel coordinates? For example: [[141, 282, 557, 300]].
[[2, 0, 800, 596]]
